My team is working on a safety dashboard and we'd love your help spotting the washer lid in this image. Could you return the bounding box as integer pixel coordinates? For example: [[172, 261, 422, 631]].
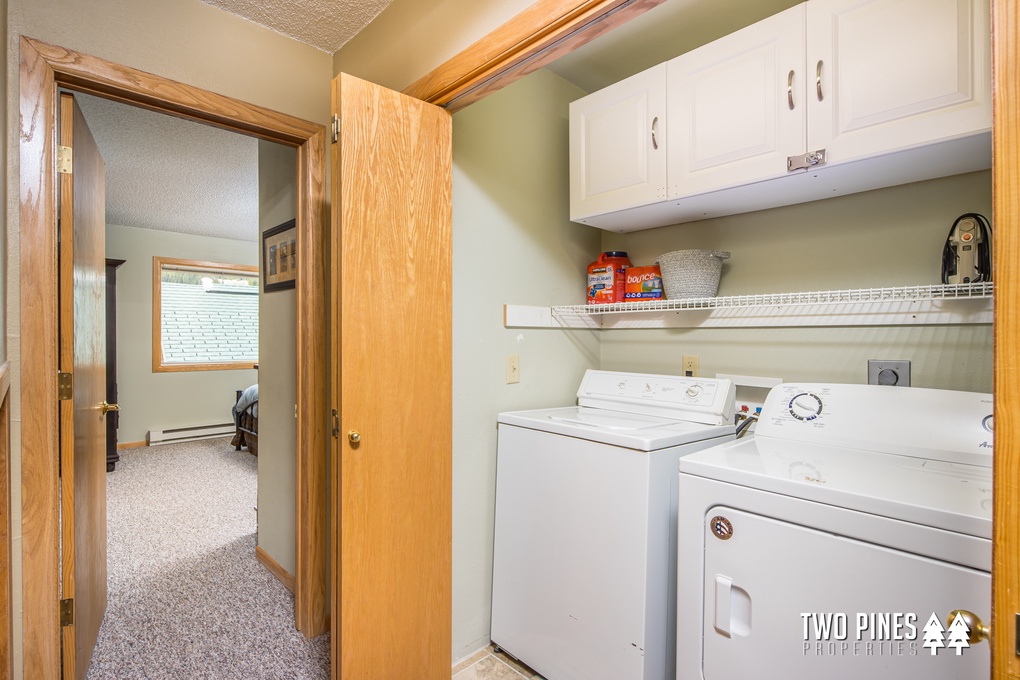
[[679, 436, 992, 539], [498, 406, 734, 451]]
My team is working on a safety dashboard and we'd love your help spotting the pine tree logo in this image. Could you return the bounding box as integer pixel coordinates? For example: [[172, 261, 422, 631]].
[[922, 612, 946, 655], [947, 612, 972, 655]]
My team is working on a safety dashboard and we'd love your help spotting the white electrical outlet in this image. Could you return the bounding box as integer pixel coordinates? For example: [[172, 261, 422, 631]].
[[682, 354, 700, 377], [868, 360, 911, 387], [506, 355, 520, 384]]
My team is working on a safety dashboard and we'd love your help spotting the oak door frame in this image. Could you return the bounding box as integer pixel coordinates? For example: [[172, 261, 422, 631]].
[[0, 361, 11, 680], [991, 2, 1019, 678], [19, 36, 328, 680]]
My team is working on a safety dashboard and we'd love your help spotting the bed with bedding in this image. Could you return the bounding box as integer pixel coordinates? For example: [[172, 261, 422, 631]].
[[232, 384, 258, 455]]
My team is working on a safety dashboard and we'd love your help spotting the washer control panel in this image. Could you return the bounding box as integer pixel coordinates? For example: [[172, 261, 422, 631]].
[[577, 370, 735, 426]]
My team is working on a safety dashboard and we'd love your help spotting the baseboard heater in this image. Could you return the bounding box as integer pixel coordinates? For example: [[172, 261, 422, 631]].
[[147, 423, 234, 446]]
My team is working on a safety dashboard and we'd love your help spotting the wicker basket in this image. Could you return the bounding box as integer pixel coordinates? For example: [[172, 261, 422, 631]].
[[656, 249, 730, 299]]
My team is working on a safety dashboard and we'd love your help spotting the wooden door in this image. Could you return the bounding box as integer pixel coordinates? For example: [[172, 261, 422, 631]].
[[569, 63, 667, 221], [806, 0, 991, 164], [666, 3, 805, 197], [58, 92, 108, 680], [330, 73, 452, 678]]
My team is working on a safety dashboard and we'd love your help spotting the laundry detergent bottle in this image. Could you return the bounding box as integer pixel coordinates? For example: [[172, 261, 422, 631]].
[[587, 251, 632, 304]]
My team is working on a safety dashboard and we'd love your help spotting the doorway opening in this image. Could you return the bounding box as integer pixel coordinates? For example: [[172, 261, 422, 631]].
[[20, 36, 328, 679]]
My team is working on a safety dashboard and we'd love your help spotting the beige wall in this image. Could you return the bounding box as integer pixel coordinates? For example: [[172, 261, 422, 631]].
[[6, 1, 331, 676], [451, 67, 601, 660], [599, 171, 994, 393], [331, 0, 533, 90], [105, 224, 259, 443], [256, 140, 298, 575]]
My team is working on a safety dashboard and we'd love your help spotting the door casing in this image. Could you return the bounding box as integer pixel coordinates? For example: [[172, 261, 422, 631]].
[[18, 35, 329, 680]]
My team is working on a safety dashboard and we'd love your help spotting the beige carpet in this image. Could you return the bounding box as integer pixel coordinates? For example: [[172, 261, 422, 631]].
[[85, 438, 329, 679]]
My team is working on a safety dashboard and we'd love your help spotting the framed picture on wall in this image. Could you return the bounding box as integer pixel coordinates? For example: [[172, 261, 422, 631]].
[[263, 219, 297, 292]]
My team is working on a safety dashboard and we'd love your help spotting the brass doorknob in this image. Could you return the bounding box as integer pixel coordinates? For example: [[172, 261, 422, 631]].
[[348, 431, 361, 444], [100, 401, 120, 414], [946, 610, 990, 644]]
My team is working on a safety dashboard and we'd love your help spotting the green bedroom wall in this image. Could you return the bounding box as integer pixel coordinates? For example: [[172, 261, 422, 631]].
[[105, 224, 258, 443], [256, 140, 299, 577]]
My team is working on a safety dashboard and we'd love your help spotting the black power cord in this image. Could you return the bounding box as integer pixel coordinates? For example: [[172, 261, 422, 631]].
[[941, 212, 993, 284]]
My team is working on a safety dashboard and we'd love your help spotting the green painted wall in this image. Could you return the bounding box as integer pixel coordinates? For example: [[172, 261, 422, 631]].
[[451, 67, 602, 659], [599, 171, 993, 393]]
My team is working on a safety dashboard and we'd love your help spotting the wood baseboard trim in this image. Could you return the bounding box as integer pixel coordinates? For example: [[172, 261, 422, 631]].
[[255, 545, 295, 593], [116, 441, 147, 450]]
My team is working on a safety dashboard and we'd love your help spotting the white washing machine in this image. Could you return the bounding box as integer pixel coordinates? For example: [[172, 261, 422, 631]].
[[677, 383, 993, 680], [492, 370, 736, 680]]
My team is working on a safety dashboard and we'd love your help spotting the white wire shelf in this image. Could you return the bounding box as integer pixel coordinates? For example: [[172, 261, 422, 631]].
[[504, 283, 994, 329]]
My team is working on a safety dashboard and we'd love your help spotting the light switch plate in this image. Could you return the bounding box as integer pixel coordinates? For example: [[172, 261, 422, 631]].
[[506, 354, 520, 384], [868, 360, 911, 387]]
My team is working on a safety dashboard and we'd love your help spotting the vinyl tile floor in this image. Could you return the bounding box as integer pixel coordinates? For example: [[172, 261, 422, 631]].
[[452, 644, 544, 680]]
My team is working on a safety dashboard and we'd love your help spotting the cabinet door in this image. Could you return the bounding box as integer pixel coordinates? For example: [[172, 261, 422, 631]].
[[807, 0, 991, 164], [667, 4, 805, 199], [569, 63, 666, 222]]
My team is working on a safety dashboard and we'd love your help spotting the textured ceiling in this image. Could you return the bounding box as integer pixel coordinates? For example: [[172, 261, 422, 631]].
[[75, 93, 261, 243], [200, 0, 394, 53]]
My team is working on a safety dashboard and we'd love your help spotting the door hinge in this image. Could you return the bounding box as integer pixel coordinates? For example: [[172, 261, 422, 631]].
[[331, 409, 339, 438], [331, 114, 339, 144], [57, 145, 73, 174], [60, 598, 74, 627], [787, 149, 827, 172], [57, 372, 73, 400]]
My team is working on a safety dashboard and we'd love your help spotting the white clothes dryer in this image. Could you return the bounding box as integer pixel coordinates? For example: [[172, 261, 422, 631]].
[[492, 370, 736, 680], [677, 383, 993, 680]]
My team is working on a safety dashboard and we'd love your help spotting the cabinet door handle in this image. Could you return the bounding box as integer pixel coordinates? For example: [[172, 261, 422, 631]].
[[816, 60, 824, 101], [787, 70, 795, 110], [651, 116, 659, 150]]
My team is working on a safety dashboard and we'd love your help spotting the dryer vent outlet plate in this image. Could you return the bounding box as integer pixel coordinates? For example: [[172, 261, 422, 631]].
[[868, 360, 910, 387]]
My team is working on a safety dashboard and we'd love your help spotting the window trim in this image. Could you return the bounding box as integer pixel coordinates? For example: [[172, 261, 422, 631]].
[[152, 256, 259, 372]]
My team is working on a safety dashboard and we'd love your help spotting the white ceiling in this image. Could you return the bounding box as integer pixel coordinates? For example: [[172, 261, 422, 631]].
[[75, 93, 261, 243], [200, 0, 394, 53]]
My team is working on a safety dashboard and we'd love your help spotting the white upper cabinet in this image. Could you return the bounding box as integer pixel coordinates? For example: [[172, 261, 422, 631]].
[[568, 0, 991, 231], [667, 5, 807, 198], [569, 63, 667, 222], [807, 0, 990, 165]]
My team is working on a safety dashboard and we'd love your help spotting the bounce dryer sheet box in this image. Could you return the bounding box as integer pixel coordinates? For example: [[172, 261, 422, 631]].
[[624, 265, 664, 301]]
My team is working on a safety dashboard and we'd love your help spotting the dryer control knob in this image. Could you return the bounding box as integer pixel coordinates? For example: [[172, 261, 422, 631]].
[[789, 393, 823, 420], [686, 385, 703, 399]]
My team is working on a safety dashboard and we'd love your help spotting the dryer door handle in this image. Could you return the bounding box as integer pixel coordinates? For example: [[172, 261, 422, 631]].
[[713, 574, 751, 638], [714, 575, 733, 637]]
